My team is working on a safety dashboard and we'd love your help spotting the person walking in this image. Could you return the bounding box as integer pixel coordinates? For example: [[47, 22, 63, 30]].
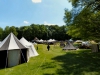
[[47, 44, 50, 51]]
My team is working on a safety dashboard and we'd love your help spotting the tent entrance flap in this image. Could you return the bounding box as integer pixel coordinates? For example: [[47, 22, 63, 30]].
[[8, 50, 20, 67], [0, 50, 7, 68], [20, 49, 27, 64]]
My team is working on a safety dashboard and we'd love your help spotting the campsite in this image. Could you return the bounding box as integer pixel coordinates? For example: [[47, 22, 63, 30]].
[[0, 43, 100, 75], [0, 33, 100, 75], [0, 0, 100, 75]]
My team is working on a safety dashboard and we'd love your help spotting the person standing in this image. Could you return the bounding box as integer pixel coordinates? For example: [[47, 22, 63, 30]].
[[37, 45, 38, 50]]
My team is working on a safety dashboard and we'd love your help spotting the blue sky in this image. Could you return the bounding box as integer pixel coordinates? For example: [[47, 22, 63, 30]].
[[0, 0, 72, 29]]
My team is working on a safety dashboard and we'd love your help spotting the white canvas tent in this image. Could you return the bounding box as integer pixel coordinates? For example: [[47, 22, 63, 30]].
[[20, 37, 39, 60], [0, 33, 28, 68], [39, 39, 43, 42], [47, 39, 55, 42]]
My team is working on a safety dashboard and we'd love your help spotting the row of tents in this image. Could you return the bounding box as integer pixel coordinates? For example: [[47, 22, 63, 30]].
[[62, 40, 100, 53], [33, 37, 56, 44], [0, 33, 39, 68]]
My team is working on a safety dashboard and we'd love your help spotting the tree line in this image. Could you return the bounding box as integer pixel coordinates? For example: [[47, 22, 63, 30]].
[[0, 24, 71, 41]]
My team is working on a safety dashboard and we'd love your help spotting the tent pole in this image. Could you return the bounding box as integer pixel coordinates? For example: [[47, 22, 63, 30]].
[[5, 50, 8, 71], [20, 49, 28, 67]]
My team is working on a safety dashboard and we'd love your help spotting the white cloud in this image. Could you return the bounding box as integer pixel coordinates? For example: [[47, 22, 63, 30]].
[[44, 21, 56, 26], [32, 0, 42, 3], [23, 21, 29, 24]]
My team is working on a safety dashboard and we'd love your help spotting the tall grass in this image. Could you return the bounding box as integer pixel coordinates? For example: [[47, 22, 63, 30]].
[[0, 44, 100, 75]]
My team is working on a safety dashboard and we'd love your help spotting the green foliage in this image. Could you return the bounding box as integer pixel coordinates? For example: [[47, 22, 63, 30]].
[[2, 26, 18, 40], [63, 9, 72, 26], [9, 26, 18, 36], [0, 24, 71, 41], [19, 26, 32, 40], [68, 0, 98, 8], [64, 0, 100, 41], [0, 27, 3, 40]]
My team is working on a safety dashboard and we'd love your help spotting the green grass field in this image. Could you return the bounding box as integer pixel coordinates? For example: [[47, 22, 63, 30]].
[[0, 44, 100, 75]]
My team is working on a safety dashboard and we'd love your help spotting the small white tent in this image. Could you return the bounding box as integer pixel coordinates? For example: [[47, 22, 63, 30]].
[[0, 33, 28, 68], [20, 37, 39, 60]]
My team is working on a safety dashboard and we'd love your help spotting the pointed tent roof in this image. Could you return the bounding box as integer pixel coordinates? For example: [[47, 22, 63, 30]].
[[39, 39, 43, 42], [20, 37, 39, 56], [63, 41, 76, 50], [0, 33, 27, 51], [20, 37, 32, 46]]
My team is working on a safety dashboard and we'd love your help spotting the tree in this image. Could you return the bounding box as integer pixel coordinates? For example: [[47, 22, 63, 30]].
[[0, 27, 3, 40], [2, 26, 18, 40], [30, 24, 40, 40], [2, 26, 10, 39], [9, 26, 18, 36], [16, 27, 22, 39], [64, 0, 100, 41], [18, 26, 32, 41], [38, 25, 47, 40]]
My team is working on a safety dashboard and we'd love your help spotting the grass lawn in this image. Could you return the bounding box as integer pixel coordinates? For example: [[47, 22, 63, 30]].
[[0, 44, 100, 75]]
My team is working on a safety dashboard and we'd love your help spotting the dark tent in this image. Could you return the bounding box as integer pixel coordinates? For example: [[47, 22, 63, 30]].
[[0, 33, 28, 68], [63, 41, 77, 50]]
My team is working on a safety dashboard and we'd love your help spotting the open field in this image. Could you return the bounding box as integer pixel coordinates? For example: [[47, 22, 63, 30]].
[[0, 44, 100, 75]]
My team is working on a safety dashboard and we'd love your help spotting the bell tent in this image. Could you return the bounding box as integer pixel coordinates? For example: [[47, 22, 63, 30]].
[[20, 37, 39, 59], [0, 33, 28, 68], [63, 41, 77, 50]]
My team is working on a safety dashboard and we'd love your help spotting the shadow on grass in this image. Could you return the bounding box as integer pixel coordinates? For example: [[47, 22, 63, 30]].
[[41, 62, 57, 75], [46, 49, 100, 75], [41, 62, 57, 69]]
